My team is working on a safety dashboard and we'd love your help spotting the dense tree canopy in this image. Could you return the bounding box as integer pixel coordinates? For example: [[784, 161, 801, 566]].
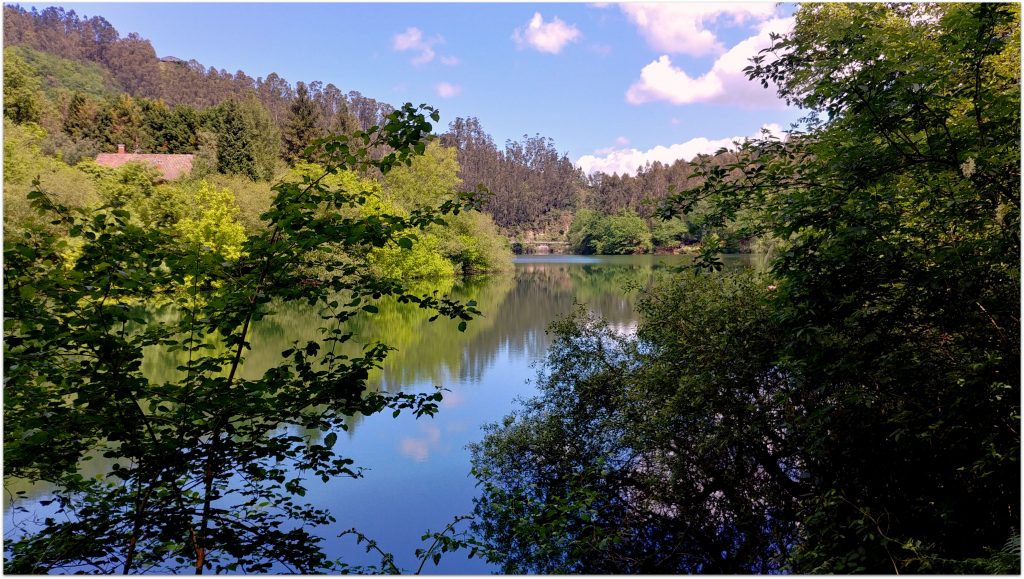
[[281, 81, 324, 164], [3, 5, 751, 239], [4, 103, 488, 573], [472, 3, 1020, 573], [567, 208, 652, 255]]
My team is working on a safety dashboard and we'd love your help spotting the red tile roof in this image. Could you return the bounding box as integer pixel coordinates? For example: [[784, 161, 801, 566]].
[[94, 152, 195, 181]]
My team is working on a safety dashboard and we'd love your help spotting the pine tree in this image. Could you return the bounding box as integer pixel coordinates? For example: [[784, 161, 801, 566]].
[[281, 81, 323, 164]]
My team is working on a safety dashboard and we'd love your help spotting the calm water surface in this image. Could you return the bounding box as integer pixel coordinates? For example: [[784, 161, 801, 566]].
[[3, 254, 759, 574]]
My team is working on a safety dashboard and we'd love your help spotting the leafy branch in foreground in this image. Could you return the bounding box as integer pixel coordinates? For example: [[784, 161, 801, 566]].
[[4, 103, 483, 573], [474, 3, 1019, 574], [334, 514, 494, 574]]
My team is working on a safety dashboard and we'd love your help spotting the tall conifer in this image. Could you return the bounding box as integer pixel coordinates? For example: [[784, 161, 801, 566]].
[[281, 81, 323, 164]]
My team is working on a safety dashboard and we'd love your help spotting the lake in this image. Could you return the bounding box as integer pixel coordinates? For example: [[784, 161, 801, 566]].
[[3, 253, 761, 574]]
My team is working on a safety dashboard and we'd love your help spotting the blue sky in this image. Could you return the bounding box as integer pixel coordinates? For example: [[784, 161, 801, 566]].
[[21, 2, 803, 175]]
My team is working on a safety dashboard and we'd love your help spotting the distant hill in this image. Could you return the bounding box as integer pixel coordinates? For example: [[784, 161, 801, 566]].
[[3, 4, 397, 133], [5, 45, 122, 99], [2, 3, 736, 237]]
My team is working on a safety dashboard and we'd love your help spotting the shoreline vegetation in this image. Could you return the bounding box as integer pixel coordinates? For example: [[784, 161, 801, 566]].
[[4, 2, 1019, 575], [3, 3, 774, 267]]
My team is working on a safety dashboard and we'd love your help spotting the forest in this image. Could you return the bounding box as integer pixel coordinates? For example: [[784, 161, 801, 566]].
[[3, 3, 758, 255], [3, 1, 1021, 575], [471, 3, 1020, 573]]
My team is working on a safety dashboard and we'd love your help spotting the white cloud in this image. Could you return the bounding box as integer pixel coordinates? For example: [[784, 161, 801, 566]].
[[513, 12, 582, 54], [621, 2, 778, 57], [576, 123, 786, 176], [436, 82, 462, 98], [440, 55, 461, 66], [759, 123, 785, 140], [615, 136, 630, 146], [393, 27, 444, 65], [626, 17, 793, 109]]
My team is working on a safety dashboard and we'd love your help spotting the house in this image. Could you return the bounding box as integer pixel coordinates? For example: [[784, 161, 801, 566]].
[[95, 144, 195, 181]]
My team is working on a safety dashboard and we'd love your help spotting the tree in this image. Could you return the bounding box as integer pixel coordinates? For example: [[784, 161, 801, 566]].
[[170, 180, 248, 260], [209, 96, 279, 181], [3, 49, 44, 125], [567, 208, 603, 254], [281, 81, 324, 164], [4, 103, 485, 573], [657, 3, 1020, 571], [102, 32, 161, 99], [255, 72, 294, 127], [474, 3, 1020, 574], [62, 92, 100, 140], [568, 209, 652, 255], [380, 141, 512, 275], [95, 93, 145, 152], [471, 273, 797, 573]]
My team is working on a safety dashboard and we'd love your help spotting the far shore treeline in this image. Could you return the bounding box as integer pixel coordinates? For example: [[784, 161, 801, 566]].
[[3, 4, 760, 259], [2, 2, 1019, 575]]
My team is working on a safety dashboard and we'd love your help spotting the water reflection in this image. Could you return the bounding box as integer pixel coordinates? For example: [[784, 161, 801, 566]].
[[4, 254, 756, 573]]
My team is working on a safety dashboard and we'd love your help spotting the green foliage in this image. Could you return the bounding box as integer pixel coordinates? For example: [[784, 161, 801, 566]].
[[4, 103, 485, 573], [170, 180, 248, 260], [653, 2, 1020, 572], [472, 272, 796, 573], [567, 208, 602, 254], [381, 141, 512, 274], [95, 93, 145, 152], [369, 228, 457, 280], [5, 45, 122, 99], [649, 217, 695, 248], [140, 100, 201, 153], [437, 210, 513, 275], [90, 160, 160, 210], [3, 48, 45, 125], [206, 173, 276, 233], [568, 208, 652, 255], [281, 81, 325, 164], [382, 140, 462, 208], [3, 120, 99, 232], [208, 95, 280, 181], [476, 3, 1020, 574], [602, 210, 653, 254]]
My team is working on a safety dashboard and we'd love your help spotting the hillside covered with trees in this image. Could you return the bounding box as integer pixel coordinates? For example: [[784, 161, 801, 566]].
[[3, 3, 763, 254], [3, 2, 1019, 575]]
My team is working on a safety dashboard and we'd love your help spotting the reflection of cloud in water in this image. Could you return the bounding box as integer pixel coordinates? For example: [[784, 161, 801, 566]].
[[399, 423, 442, 462], [400, 438, 430, 462], [441, 390, 466, 408]]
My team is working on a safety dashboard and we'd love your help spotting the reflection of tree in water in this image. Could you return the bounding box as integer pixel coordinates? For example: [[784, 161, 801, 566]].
[[143, 257, 745, 396], [9, 258, 742, 513], [126, 258, 727, 478]]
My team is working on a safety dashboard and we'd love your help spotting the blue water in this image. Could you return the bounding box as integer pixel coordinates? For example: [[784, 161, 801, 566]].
[[5, 254, 754, 573]]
